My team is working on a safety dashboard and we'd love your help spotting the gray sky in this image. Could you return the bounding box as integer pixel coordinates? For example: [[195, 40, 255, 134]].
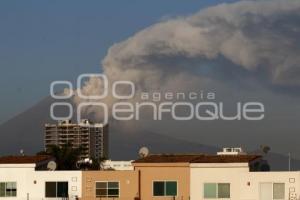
[[1, 0, 300, 158], [0, 0, 236, 124]]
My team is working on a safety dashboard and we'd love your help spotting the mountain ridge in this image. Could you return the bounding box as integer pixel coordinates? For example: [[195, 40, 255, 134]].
[[0, 96, 299, 171]]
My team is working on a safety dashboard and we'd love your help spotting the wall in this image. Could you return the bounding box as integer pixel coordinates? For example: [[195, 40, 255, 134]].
[[239, 171, 300, 200], [82, 170, 139, 200], [190, 163, 249, 200], [0, 165, 82, 200], [135, 163, 190, 200], [190, 163, 300, 200], [1, 163, 299, 200]]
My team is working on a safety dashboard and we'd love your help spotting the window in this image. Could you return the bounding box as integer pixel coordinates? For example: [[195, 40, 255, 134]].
[[204, 183, 217, 198], [260, 183, 285, 200], [218, 183, 230, 198], [0, 182, 17, 197], [153, 181, 177, 197], [204, 183, 230, 198], [273, 183, 285, 199], [96, 181, 119, 198], [45, 182, 68, 198]]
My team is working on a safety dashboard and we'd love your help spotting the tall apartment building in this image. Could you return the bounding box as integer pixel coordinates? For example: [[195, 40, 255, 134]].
[[44, 119, 108, 160]]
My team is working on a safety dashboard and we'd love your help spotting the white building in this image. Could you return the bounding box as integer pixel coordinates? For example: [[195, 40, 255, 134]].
[[101, 160, 134, 170], [190, 148, 300, 200], [239, 172, 300, 200], [0, 155, 82, 200], [190, 162, 300, 200]]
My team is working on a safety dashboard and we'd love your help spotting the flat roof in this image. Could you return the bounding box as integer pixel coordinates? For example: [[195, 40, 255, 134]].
[[133, 154, 261, 164], [0, 155, 53, 164]]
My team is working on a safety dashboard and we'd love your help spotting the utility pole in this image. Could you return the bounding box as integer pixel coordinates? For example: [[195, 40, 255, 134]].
[[288, 152, 291, 171]]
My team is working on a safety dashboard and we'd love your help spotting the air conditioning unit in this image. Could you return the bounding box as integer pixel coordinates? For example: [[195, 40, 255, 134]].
[[217, 147, 246, 155]]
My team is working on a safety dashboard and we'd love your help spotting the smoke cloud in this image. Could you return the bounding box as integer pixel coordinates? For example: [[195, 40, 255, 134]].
[[74, 0, 300, 120]]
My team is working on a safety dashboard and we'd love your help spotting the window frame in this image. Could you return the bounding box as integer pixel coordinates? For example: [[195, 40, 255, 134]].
[[203, 182, 230, 199], [45, 181, 69, 198], [95, 181, 120, 198], [0, 182, 17, 197], [152, 180, 178, 197], [259, 182, 285, 200]]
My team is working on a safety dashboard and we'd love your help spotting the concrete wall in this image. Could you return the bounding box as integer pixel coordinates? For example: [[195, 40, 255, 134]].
[[1, 163, 299, 200], [0, 164, 82, 200], [190, 163, 300, 200], [190, 163, 249, 200], [135, 163, 190, 200], [239, 171, 300, 200], [82, 170, 139, 200]]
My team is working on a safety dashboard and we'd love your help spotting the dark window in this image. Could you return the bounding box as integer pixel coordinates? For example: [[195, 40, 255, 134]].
[[0, 182, 17, 197], [166, 181, 177, 196], [45, 182, 68, 198], [57, 182, 68, 197], [96, 181, 119, 198], [153, 181, 177, 197], [0, 183, 5, 197], [153, 181, 165, 196], [45, 182, 56, 198], [108, 189, 119, 197]]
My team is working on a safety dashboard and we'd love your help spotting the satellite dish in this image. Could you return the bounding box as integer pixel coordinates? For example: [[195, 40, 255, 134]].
[[47, 161, 57, 171], [139, 147, 149, 158]]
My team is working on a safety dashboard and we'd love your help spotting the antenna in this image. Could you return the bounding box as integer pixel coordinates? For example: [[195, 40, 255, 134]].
[[47, 161, 57, 171], [288, 153, 291, 171], [139, 147, 149, 158]]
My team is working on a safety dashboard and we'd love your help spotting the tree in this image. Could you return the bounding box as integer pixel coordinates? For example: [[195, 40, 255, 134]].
[[250, 145, 272, 172], [38, 143, 82, 170]]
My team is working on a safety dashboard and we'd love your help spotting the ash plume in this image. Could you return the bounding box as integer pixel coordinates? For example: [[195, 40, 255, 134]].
[[73, 0, 300, 121]]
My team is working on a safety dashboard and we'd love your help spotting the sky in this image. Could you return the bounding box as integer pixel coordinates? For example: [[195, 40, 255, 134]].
[[69, 0, 300, 157], [0, 0, 237, 124], [1, 0, 300, 158]]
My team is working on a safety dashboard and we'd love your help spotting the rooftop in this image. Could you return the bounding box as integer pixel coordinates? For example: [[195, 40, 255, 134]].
[[45, 119, 107, 127], [133, 154, 261, 164], [0, 155, 53, 164]]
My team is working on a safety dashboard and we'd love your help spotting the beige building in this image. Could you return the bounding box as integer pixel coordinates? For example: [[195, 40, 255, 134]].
[[80, 153, 264, 200], [81, 155, 193, 200], [78, 147, 300, 200], [82, 171, 139, 200], [133, 155, 196, 200]]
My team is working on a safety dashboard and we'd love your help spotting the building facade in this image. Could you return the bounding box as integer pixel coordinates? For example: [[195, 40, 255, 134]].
[[0, 156, 82, 200], [0, 153, 299, 200], [133, 156, 193, 200], [82, 171, 139, 200], [45, 120, 109, 160]]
